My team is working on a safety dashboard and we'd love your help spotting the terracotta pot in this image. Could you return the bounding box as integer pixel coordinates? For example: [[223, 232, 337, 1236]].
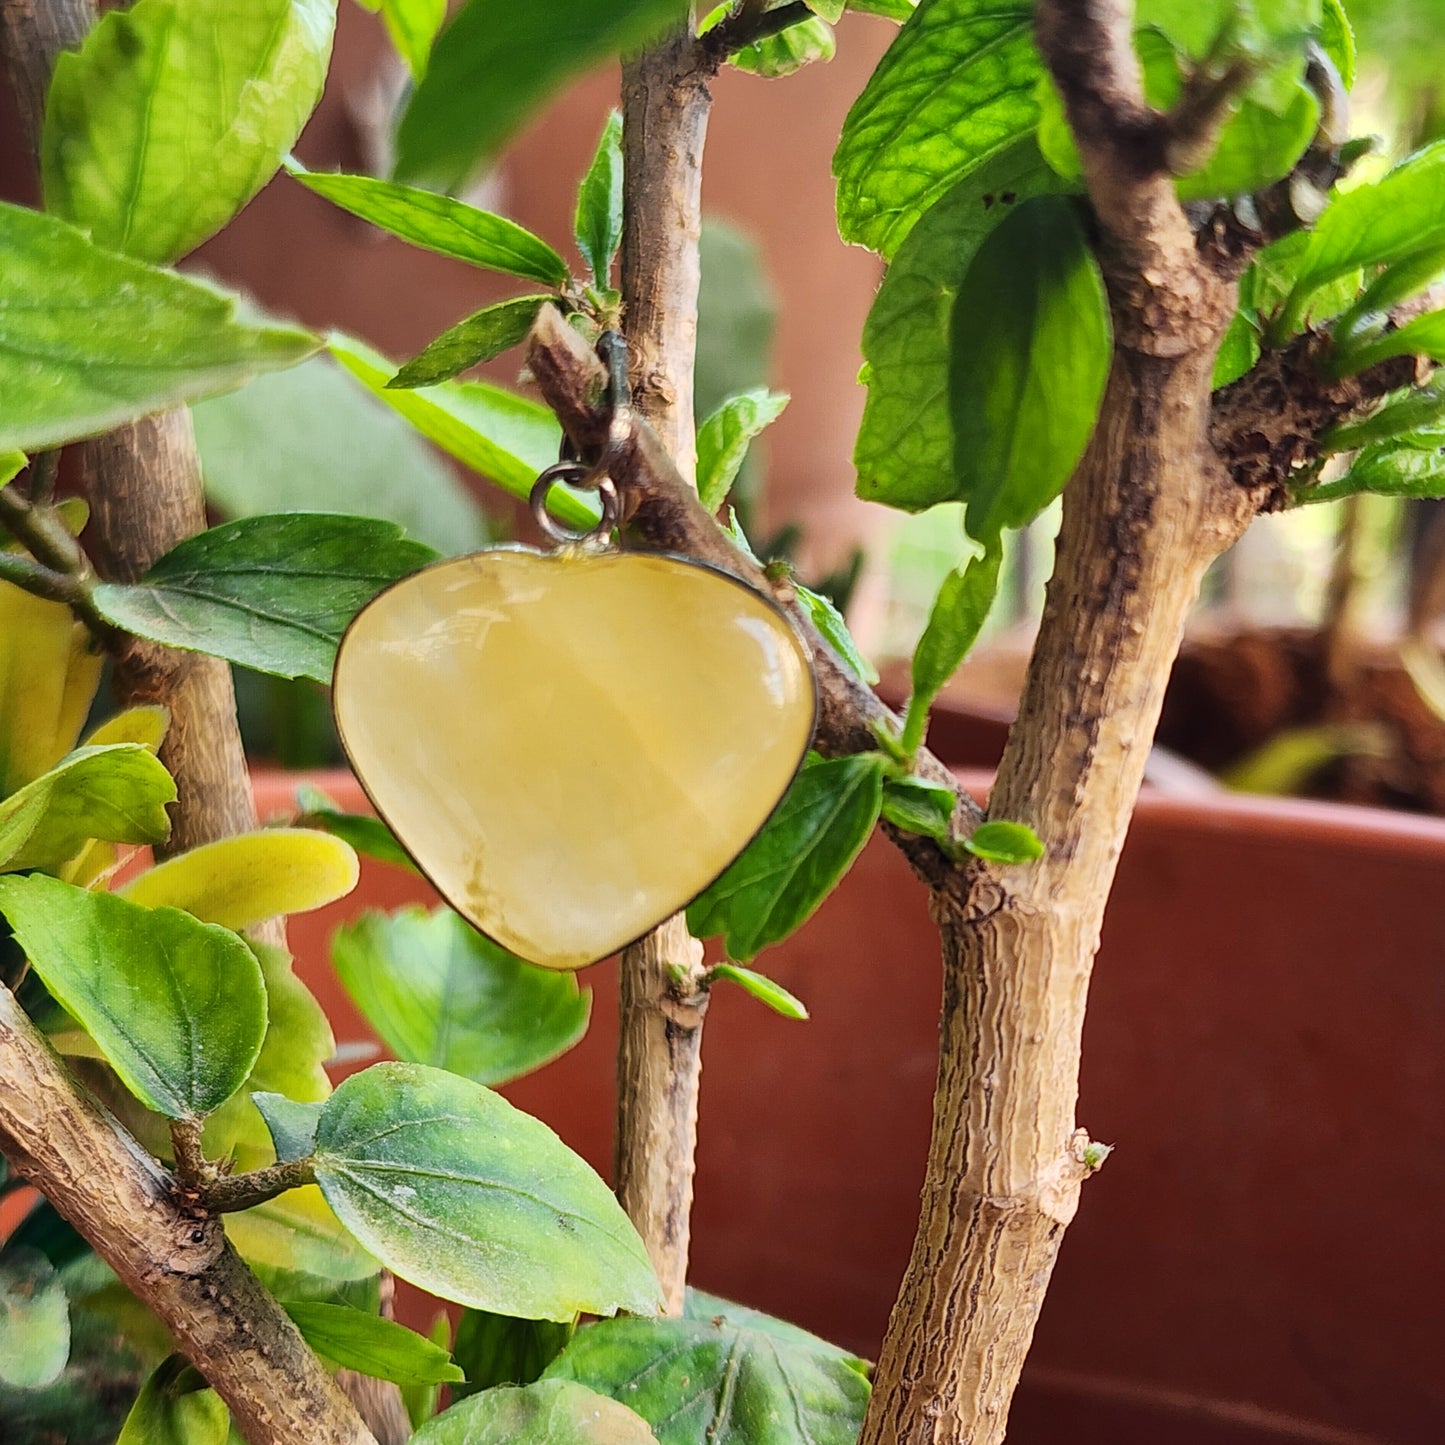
[[255, 766, 1445, 1445]]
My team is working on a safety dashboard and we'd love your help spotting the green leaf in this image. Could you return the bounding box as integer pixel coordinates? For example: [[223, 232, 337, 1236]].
[[395, 0, 690, 189], [254, 1093, 324, 1163], [854, 140, 1065, 512], [452, 1309, 575, 1396], [1320, 0, 1355, 88], [116, 1356, 228, 1445], [328, 334, 585, 527], [288, 165, 569, 286], [880, 775, 956, 840], [284, 1302, 464, 1387], [91, 513, 437, 684], [707, 962, 808, 1020], [848, 0, 916, 17], [833, 0, 1041, 257], [0, 1248, 70, 1390], [794, 582, 879, 685], [952, 195, 1111, 543], [696, 390, 790, 512], [379, 0, 446, 78], [331, 907, 591, 1087], [1333, 309, 1445, 374], [191, 355, 488, 556], [545, 1291, 869, 1445], [413, 1379, 658, 1445], [0, 202, 317, 454], [295, 785, 418, 871], [575, 111, 624, 288], [1284, 142, 1445, 330], [390, 296, 553, 390], [807, 0, 846, 20], [903, 538, 1001, 756], [117, 829, 358, 930], [732, 16, 836, 77], [1300, 435, 1445, 503], [695, 220, 778, 437], [1176, 81, 1319, 202], [0, 452, 24, 488], [1320, 379, 1445, 453], [0, 874, 266, 1120], [688, 753, 885, 961], [963, 819, 1043, 863], [41, 0, 334, 264], [0, 744, 174, 874], [312, 1062, 663, 1319]]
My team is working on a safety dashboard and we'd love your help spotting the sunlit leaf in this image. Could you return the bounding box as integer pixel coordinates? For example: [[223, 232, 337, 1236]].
[[707, 963, 808, 1020], [284, 1302, 464, 1387], [118, 830, 359, 930], [902, 538, 1001, 756], [289, 165, 569, 286], [854, 140, 1064, 512], [378, 0, 446, 78], [312, 1062, 663, 1319], [575, 111, 624, 288], [92, 513, 437, 684], [43, 0, 335, 264], [696, 390, 789, 512], [0, 744, 173, 874], [395, 0, 691, 189], [115, 1356, 228, 1445], [0, 874, 266, 1120], [0, 202, 317, 453], [331, 907, 590, 1087], [0, 1248, 69, 1390], [390, 296, 553, 390], [834, 0, 1040, 257], [952, 195, 1111, 542], [328, 334, 584, 527], [964, 819, 1043, 863], [688, 753, 885, 961], [545, 1291, 869, 1445], [413, 1379, 658, 1445], [732, 16, 835, 76]]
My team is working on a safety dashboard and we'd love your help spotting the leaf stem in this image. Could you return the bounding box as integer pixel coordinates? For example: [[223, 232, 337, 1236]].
[[699, 1, 813, 70], [169, 1117, 213, 1188], [203, 1157, 318, 1214]]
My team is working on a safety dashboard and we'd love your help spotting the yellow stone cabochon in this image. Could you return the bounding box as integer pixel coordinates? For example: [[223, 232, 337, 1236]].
[[333, 547, 817, 970]]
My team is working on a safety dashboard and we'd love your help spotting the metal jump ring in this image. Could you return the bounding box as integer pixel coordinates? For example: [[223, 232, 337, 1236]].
[[529, 461, 621, 545]]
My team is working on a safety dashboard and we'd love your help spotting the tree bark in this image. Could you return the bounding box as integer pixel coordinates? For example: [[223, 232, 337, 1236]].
[[0, 989, 374, 1445], [613, 27, 715, 1317], [859, 348, 1254, 1444], [81, 414, 258, 853]]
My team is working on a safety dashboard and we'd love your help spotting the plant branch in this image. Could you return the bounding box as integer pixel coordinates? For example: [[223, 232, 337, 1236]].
[[169, 1118, 213, 1189], [698, 0, 812, 70], [1162, 53, 1257, 176], [1034, 0, 1225, 348], [0, 986, 374, 1445], [613, 23, 714, 1317], [204, 1158, 317, 1215], [0, 480, 88, 576]]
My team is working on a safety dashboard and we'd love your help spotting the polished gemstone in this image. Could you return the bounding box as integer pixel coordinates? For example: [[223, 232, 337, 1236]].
[[333, 547, 817, 970]]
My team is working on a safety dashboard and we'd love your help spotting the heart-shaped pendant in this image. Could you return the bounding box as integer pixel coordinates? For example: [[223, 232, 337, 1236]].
[[333, 547, 817, 970]]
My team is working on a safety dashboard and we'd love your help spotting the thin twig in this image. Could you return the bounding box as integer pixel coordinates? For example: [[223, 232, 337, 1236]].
[[613, 24, 714, 1317], [0, 481, 88, 575], [204, 1158, 317, 1215], [698, 0, 812, 70], [27, 449, 59, 506], [169, 1118, 212, 1188], [1162, 54, 1257, 175]]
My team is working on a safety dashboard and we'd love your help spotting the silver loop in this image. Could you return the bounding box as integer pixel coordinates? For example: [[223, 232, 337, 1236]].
[[530, 463, 621, 545]]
